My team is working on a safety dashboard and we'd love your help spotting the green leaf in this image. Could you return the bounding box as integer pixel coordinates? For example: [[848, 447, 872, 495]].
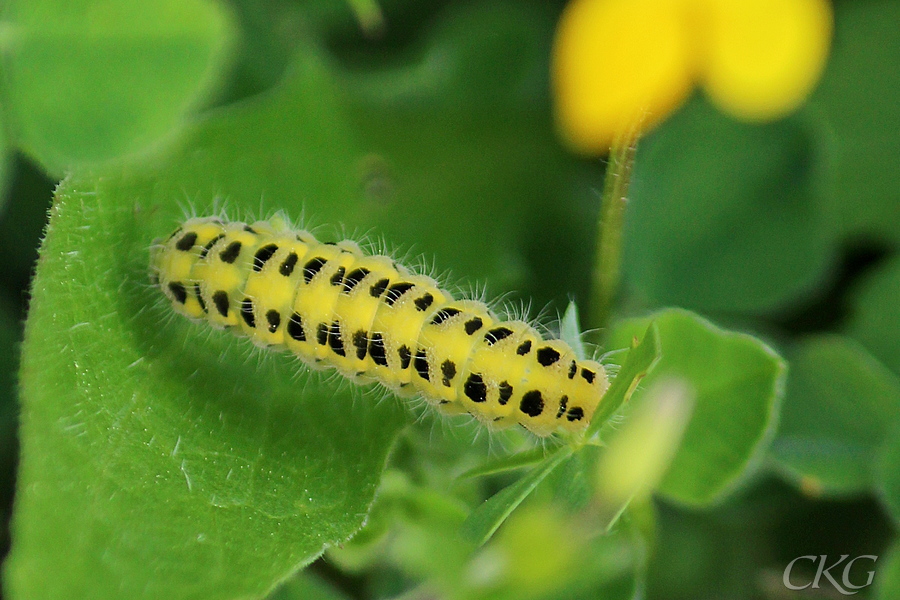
[[624, 98, 834, 313], [460, 444, 574, 548], [844, 256, 900, 379], [558, 301, 587, 361], [771, 335, 900, 496], [811, 0, 900, 243], [2, 0, 234, 172], [606, 309, 785, 505], [586, 323, 660, 439], [5, 52, 410, 600]]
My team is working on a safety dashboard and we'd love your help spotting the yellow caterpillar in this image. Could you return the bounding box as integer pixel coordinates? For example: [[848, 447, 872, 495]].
[[150, 216, 610, 437]]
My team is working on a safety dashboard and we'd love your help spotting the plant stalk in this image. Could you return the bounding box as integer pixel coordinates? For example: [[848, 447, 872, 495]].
[[591, 136, 638, 331]]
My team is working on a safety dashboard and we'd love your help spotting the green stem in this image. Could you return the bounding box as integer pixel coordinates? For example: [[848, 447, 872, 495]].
[[591, 136, 638, 331]]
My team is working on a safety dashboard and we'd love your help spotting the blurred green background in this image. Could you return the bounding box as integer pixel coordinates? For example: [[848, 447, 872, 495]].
[[0, 0, 898, 599]]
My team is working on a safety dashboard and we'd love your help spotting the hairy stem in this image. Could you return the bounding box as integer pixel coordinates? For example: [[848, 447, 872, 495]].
[[591, 136, 638, 331]]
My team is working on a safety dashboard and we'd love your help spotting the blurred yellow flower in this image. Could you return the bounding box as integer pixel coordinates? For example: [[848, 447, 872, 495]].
[[552, 0, 833, 154]]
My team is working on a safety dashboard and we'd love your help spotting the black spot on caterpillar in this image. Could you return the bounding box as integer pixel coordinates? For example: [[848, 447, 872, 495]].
[[150, 216, 610, 436]]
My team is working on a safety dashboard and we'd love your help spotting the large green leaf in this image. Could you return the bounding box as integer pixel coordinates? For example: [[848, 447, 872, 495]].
[[5, 51, 409, 600], [606, 309, 785, 505], [771, 335, 900, 496], [623, 98, 834, 313], [1, 0, 234, 172]]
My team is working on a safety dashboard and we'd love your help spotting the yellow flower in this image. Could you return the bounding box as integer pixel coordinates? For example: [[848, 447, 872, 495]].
[[552, 0, 833, 154]]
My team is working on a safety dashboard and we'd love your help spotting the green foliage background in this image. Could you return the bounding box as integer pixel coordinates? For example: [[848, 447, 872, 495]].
[[0, 0, 897, 599]]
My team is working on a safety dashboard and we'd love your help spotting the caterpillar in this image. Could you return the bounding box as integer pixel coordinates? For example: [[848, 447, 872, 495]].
[[150, 215, 610, 437]]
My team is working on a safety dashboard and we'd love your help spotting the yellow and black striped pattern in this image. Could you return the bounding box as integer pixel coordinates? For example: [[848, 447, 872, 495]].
[[150, 216, 609, 437]]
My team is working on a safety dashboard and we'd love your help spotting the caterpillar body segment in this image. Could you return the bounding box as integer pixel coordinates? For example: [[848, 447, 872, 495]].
[[151, 216, 610, 437]]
